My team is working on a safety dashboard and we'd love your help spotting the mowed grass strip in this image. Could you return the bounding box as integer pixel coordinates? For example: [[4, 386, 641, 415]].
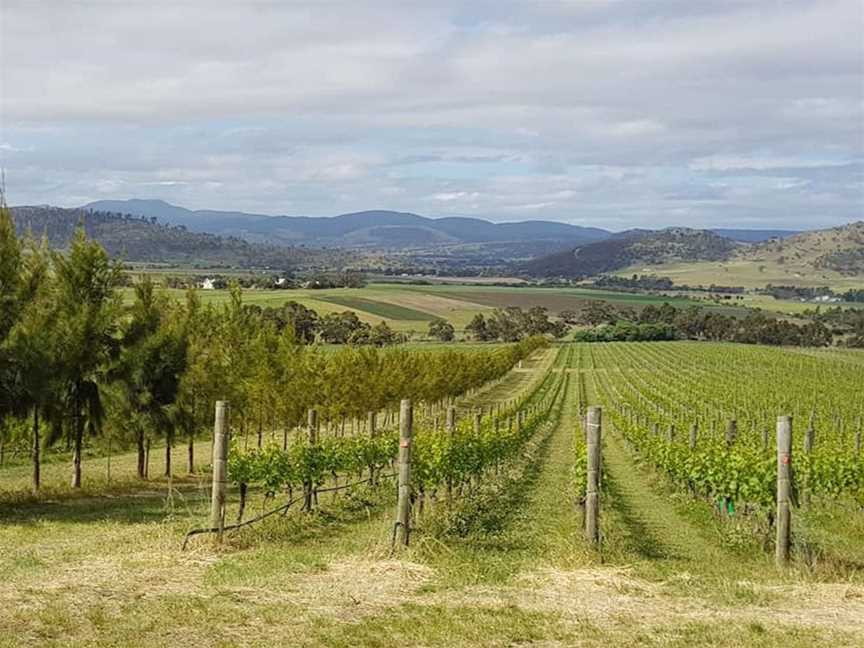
[[317, 296, 438, 321]]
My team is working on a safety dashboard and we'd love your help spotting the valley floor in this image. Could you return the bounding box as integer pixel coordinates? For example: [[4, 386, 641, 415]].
[[0, 345, 862, 647]]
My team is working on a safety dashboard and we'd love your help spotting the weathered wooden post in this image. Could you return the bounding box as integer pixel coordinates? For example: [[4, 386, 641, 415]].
[[395, 399, 414, 547], [446, 406, 456, 434], [368, 411, 377, 437], [667, 424, 676, 443], [803, 414, 815, 506], [210, 401, 229, 540], [689, 422, 698, 450], [474, 409, 483, 434], [776, 415, 792, 567], [308, 408, 318, 443], [726, 419, 737, 447], [304, 408, 319, 510], [585, 406, 602, 546]]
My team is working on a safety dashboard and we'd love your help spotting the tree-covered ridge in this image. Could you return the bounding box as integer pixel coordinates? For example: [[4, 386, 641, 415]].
[[522, 228, 739, 278], [740, 221, 864, 276], [9, 205, 351, 269], [523, 222, 864, 281]]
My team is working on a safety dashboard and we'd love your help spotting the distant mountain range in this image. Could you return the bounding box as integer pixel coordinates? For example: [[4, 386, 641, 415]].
[[9, 205, 349, 269], [80, 199, 801, 269], [10, 198, 828, 277], [83, 199, 610, 252]]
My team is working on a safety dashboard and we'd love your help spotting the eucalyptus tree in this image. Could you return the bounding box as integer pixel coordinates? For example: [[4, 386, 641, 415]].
[[428, 318, 455, 342], [52, 228, 122, 488]]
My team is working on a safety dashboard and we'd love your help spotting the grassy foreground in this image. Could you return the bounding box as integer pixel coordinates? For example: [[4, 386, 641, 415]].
[[0, 344, 862, 647]]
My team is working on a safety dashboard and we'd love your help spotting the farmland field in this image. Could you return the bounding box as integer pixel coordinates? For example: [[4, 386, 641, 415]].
[[1, 340, 862, 647], [131, 281, 764, 335], [314, 296, 438, 321]]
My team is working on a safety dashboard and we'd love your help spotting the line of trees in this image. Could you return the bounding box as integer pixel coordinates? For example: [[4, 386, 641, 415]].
[[571, 300, 832, 347]]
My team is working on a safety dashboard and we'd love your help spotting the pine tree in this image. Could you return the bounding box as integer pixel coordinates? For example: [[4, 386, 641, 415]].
[[52, 228, 121, 488]]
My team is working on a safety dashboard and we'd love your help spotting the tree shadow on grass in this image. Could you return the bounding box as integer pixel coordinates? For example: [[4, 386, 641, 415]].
[[0, 482, 209, 526]]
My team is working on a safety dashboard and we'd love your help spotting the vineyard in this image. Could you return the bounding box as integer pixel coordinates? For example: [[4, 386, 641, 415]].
[[570, 342, 864, 567], [1, 340, 863, 646]]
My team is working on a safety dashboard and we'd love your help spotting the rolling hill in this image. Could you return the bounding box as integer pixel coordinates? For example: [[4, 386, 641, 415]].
[[9, 205, 351, 269], [741, 222, 864, 276], [524, 221, 864, 289], [522, 228, 739, 278]]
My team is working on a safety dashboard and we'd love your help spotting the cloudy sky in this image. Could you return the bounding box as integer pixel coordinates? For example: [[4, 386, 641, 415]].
[[1, 1, 862, 230]]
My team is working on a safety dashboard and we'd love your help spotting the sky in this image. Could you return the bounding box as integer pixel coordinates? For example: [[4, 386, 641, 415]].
[[1, 0, 863, 231]]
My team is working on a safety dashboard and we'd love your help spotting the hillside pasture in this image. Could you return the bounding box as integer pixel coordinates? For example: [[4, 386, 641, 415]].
[[622, 258, 864, 291]]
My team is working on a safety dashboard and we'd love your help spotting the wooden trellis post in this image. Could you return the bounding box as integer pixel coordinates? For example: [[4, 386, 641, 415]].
[[305, 408, 319, 510], [585, 406, 602, 546], [446, 406, 456, 433], [395, 399, 414, 547], [726, 419, 737, 447], [210, 400, 229, 541], [776, 415, 792, 567]]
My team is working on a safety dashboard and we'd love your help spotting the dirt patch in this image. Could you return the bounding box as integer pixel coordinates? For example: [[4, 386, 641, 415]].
[[430, 566, 864, 634], [282, 559, 435, 620]]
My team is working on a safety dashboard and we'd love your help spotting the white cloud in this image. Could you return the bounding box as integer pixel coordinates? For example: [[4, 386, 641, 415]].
[[689, 155, 849, 172], [0, 0, 861, 229]]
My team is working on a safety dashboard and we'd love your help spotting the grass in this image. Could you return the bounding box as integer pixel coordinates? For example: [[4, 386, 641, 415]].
[[1, 343, 863, 646]]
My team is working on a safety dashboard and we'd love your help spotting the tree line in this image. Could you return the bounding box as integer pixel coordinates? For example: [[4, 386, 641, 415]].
[[570, 301, 833, 346]]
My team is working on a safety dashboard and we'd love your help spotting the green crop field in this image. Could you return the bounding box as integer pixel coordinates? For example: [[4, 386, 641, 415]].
[[315, 295, 438, 321]]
